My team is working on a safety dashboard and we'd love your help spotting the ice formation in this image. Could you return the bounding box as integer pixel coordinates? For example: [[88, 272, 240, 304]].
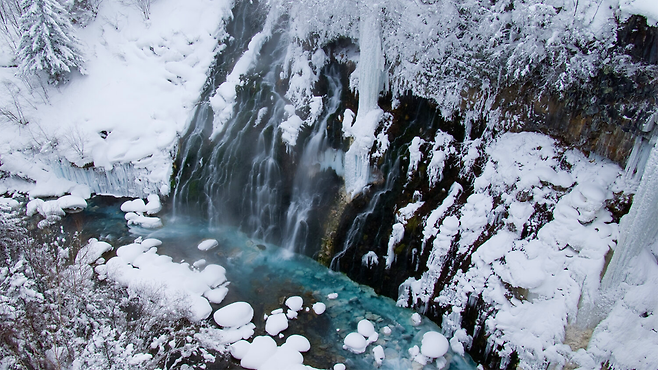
[[342, 7, 385, 197]]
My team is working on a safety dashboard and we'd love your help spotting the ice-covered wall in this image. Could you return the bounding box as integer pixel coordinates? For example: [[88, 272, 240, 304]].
[[49, 159, 164, 198]]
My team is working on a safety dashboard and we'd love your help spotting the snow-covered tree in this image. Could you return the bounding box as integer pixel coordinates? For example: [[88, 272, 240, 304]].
[[17, 0, 84, 83]]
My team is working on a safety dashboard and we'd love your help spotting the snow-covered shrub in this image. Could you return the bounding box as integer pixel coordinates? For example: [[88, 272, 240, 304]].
[[0, 215, 226, 369]]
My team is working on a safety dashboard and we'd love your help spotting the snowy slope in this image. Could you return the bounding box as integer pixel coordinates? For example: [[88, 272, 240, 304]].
[[0, 0, 232, 197]]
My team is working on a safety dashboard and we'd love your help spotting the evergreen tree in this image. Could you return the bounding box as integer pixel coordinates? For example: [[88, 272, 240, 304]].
[[17, 0, 84, 83]]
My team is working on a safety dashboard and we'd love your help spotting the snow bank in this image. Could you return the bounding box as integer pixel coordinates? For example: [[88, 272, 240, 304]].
[[26, 194, 88, 228], [231, 335, 319, 370], [395, 132, 628, 369], [102, 238, 229, 322], [120, 195, 163, 229], [76, 238, 112, 265]]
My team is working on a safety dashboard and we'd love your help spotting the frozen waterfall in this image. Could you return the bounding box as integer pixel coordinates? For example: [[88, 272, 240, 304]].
[[602, 142, 658, 290], [343, 7, 385, 197]]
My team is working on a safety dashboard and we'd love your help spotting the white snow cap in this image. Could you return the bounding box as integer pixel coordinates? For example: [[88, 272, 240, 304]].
[[312, 302, 326, 315], [357, 319, 376, 337], [372, 345, 385, 365], [265, 313, 288, 336], [231, 335, 317, 370], [343, 332, 368, 354], [213, 302, 254, 328], [285, 296, 304, 311], [197, 239, 219, 251], [421, 331, 449, 358]]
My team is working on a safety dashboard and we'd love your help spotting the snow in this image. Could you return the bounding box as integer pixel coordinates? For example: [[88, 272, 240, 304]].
[[327, 293, 338, 300], [420, 331, 449, 358], [361, 251, 379, 267], [121, 196, 162, 228], [407, 137, 425, 178], [0, 197, 19, 211], [343, 332, 368, 354], [384, 223, 404, 269], [232, 334, 320, 370], [213, 301, 254, 328], [75, 238, 112, 265], [124, 212, 162, 228], [312, 302, 326, 315], [26, 194, 88, 227], [0, 0, 232, 196], [411, 312, 422, 326], [197, 239, 219, 251], [280, 105, 306, 147], [265, 313, 289, 336], [203, 286, 229, 304], [121, 198, 147, 213], [285, 296, 304, 311], [210, 15, 274, 139], [620, 0, 658, 25], [103, 238, 229, 322], [372, 345, 385, 365], [357, 319, 376, 337]]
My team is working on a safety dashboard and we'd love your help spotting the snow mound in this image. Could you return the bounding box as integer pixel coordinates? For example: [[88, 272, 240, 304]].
[[103, 238, 227, 322], [214, 302, 254, 328], [197, 239, 219, 251], [420, 331, 449, 358]]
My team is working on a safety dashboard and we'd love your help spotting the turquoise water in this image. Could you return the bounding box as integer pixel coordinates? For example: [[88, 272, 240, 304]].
[[67, 197, 477, 370]]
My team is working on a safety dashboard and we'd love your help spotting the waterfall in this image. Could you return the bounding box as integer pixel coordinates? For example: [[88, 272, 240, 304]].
[[281, 67, 344, 254], [173, 8, 345, 256], [602, 141, 658, 290], [330, 158, 400, 271]]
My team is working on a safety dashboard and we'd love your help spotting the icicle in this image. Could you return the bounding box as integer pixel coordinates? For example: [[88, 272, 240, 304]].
[[602, 141, 658, 290], [342, 7, 385, 198]]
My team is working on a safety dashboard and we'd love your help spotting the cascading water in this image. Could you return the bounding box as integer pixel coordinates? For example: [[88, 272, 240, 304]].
[[281, 67, 344, 254], [330, 158, 399, 271], [173, 7, 344, 256]]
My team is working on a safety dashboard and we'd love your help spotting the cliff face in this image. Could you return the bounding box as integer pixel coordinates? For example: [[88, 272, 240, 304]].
[[322, 16, 657, 369]]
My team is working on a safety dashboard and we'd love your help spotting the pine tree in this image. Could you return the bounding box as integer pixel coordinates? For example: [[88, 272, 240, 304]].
[[17, 0, 84, 83]]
